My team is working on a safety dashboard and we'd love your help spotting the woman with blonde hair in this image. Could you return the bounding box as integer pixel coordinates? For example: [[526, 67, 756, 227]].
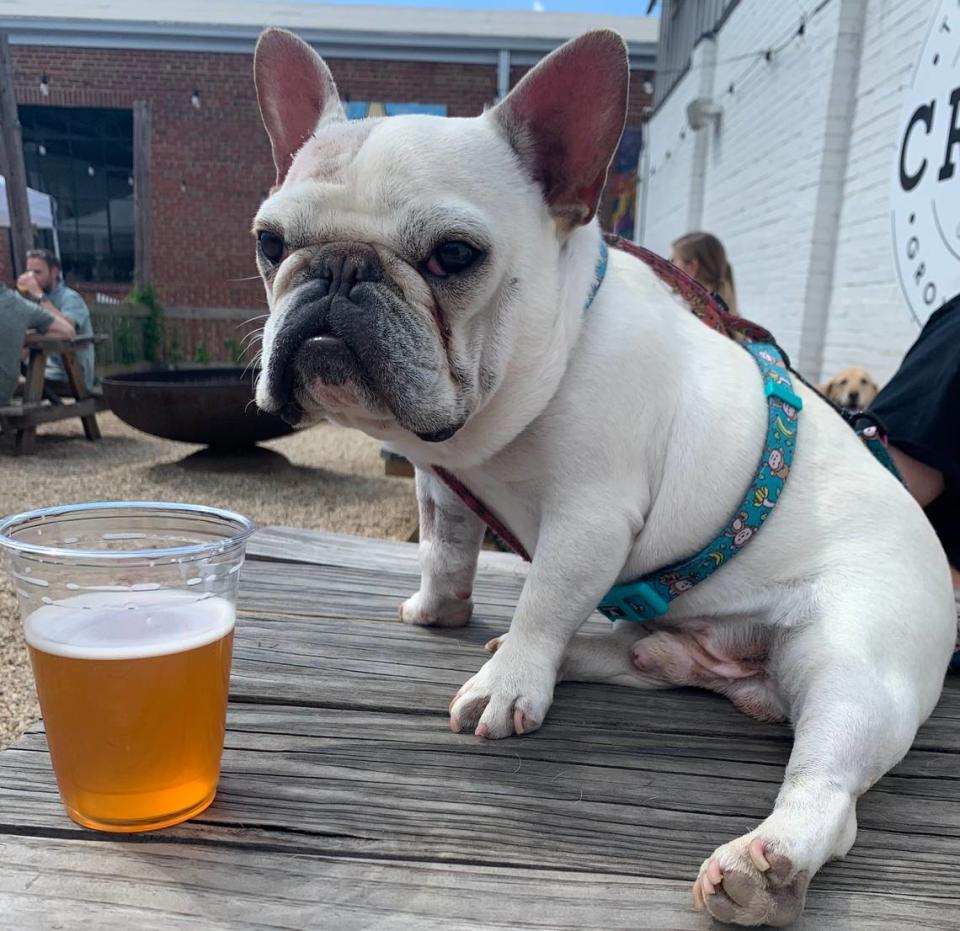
[[670, 231, 738, 315]]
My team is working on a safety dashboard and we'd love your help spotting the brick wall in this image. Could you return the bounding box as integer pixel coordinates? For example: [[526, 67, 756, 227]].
[[640, 0, 942, 385], [10, 46, 652, 312]]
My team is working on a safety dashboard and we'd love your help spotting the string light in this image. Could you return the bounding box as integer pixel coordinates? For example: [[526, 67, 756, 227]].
[[643, 1, 833, 179], [653, 0, 829, 79]]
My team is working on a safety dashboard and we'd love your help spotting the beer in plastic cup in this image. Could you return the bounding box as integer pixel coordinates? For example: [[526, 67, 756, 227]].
[[0, 502, 255, 832]]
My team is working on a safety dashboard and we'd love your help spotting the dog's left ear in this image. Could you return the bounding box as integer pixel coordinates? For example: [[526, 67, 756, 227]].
[[492, 30, 629, 227], [254, 28, 346, 187]]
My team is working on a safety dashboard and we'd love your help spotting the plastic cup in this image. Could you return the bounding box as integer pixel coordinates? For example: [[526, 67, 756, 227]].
[[0, 501, 255, 832]]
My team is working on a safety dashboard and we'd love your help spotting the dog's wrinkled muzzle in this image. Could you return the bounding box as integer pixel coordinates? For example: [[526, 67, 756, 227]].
[[260, 243, 384, 415], [259, 241, 468, 441]]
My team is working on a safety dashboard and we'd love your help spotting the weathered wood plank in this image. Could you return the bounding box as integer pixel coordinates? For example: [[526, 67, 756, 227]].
[[2, 702, 958, 903], [0, 395, 107, 426], [23, 333, 108, 352], [238, 558, 523, 622], [4, 836, 954, 931], [229, 583, 960, 755], [2, 528, 958, 928], [245, 526, 528, 578]]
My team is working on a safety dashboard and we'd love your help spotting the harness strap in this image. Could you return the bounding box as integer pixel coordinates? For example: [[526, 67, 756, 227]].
[[428, 236, 913, 633], [432, 465, 532, 562], [597, 342, 801, 622], [431, 237, 803, 625], [604, 234, 777, 344], [844, 410, 904, 484]]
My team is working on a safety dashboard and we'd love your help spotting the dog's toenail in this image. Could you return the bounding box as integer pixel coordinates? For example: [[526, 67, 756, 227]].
[[749, 838, 771, 871]]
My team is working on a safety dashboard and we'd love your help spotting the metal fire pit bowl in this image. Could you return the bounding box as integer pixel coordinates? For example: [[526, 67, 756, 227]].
[[102, 367, 294, 447]]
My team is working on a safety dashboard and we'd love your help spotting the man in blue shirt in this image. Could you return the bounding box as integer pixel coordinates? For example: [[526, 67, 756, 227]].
[[18, 248, 95, 391]]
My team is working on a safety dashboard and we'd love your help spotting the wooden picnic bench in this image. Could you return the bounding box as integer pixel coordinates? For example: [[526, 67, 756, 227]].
[[1, 527, 958, 928], [0, 333, 108, 455]]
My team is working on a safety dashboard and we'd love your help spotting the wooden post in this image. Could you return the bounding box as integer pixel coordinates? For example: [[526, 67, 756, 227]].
[[133, 100, 152, 288], [0, 32, 33, 276]]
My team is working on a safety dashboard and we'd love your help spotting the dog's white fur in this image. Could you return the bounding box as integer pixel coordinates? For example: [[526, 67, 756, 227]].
[[252, 28, 955, 926]]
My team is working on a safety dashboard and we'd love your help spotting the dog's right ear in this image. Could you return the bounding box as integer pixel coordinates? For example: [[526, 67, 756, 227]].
[[492, 30, 629, 229], [254, 28, 345, 187]]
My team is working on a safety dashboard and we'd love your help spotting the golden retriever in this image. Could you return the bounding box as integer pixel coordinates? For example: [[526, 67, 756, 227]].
[[819, 366, 879, 411]]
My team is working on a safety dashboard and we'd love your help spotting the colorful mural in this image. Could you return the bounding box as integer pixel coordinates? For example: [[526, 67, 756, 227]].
[[345, 102, 448, 119], [607, 127, 643, 240]]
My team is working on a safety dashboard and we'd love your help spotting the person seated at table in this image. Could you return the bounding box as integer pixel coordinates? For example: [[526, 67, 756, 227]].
[[0, 283, 75, 404], [17, 249, 95, 392]]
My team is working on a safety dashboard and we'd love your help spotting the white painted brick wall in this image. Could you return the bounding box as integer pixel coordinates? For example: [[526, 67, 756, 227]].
[[640, 66, 700, 253], [639, 0, 942, 385], [823, 0, 937, 385]]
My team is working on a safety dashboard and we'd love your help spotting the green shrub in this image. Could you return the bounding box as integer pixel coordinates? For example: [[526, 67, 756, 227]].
[[223, 337, 244, 364], [126, 283, 164, 364], [114, 316, 138, 364]]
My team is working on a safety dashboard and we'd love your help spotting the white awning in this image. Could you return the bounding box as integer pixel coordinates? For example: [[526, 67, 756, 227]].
[[0, 176, 56, 229]]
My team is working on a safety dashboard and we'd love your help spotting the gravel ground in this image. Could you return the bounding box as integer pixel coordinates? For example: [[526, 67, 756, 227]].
[[0, 413, 418, 749]]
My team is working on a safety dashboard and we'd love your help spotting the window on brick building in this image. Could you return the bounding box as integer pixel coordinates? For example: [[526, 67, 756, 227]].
[[20, 106, 133, 283]]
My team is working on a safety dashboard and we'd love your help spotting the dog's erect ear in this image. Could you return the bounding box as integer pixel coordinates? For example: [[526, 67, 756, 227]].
[[492, 30, 629, 227], [254, 28, 346, 186]]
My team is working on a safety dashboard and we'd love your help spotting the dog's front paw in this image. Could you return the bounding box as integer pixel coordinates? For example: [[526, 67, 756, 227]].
[[449, 645, 555, 739], [399, 589, 473, 627], [693, 835, 809, 927]]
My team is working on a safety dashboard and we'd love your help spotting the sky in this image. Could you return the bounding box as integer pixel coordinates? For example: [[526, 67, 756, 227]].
[[289, 0, 657, 14]]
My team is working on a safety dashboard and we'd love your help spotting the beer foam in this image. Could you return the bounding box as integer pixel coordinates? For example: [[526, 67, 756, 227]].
[[24, 589, 235, 660]]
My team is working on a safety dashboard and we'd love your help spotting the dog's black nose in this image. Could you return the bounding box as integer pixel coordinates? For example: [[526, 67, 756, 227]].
[[849, 390, 860, 405], [309, 242, 383, 289]]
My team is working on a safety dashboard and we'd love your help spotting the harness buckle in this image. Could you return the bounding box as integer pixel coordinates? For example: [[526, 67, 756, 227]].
[[598, 581, 670, 623], [764, 379, 803, 411]]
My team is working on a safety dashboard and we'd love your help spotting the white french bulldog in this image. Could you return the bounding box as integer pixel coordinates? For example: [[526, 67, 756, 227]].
[[251, 27, 955, 927]]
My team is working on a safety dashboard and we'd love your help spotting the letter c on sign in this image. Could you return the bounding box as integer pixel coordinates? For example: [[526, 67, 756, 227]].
[[899, 100, 935, 191]]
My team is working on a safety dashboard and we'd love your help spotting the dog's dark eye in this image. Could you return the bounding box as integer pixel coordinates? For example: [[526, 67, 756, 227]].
[[426, 241, 482, 277], [258, 230, 285, 265], [860, 377, 868, 385], [838, 378, 847, 387]]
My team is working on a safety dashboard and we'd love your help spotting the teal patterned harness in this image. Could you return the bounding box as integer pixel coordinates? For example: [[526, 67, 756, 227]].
[[433, 236, 916, 633], [597, 341, 802, 622]]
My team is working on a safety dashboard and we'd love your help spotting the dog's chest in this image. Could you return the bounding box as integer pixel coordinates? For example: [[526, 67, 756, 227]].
[[457, 466, 543, 554]]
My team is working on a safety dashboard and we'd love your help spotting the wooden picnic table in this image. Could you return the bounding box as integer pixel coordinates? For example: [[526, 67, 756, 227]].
[[0, 333, 108, 455], [1, 527, 958, 929]]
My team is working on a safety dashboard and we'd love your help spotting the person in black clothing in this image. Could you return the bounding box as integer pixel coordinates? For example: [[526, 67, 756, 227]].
[[870, 295, 960, 603]]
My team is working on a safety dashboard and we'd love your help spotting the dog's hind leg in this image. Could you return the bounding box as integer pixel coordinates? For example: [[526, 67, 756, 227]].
[[692, 616, 947, 927]]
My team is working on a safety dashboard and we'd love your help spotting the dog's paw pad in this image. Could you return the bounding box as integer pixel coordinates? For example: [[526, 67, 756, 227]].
[[693, 837, 809, 927]]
